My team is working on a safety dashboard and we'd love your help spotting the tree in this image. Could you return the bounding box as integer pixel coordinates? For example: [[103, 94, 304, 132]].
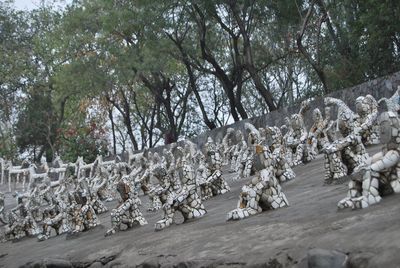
[[3, 0, 400, 161], [15, 91, 60, 161]]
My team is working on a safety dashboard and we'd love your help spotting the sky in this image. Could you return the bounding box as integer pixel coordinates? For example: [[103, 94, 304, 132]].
[[12, 0, 42, 10], [12, 0, 71, 10]]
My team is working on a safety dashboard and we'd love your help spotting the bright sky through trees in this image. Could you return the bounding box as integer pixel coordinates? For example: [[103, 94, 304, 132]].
[[13, 0, 70, 10]]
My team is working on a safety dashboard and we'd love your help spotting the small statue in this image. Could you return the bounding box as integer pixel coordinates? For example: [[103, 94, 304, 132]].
[[338, 111, 400, 209], [69, 189, 99, 233], [285, 100, 310, 166], [355, 95, 380, 144], [37, 197, 69, 241], [378, 87, 400, 114], [105, 179, 147, 236], [203, 137, 230, 197], [307, 107, 331, 160], [0, 192, 7, 225], [227, 168, 289, 221], [264, 127, 296, 183], [323, 97, 369, 184]]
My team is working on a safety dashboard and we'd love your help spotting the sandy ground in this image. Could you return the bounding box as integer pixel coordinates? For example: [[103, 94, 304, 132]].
[[1, 145, 400, 267]]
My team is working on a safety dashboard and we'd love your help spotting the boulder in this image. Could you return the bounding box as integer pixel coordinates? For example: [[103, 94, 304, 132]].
[[307, 248, 347, 268]]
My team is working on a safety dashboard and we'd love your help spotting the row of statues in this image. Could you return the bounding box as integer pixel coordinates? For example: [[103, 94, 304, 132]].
[[0, 88, 399, 243]]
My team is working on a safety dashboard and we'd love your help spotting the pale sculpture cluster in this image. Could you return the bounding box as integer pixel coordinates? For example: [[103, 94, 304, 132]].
[[0, 87, 399, 243]]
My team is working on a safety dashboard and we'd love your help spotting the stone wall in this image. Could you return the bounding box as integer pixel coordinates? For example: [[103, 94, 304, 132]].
[[146, 71, 400, 155]]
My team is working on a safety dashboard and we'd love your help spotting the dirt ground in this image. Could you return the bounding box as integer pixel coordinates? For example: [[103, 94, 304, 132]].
[[1, 145, 400, 267]]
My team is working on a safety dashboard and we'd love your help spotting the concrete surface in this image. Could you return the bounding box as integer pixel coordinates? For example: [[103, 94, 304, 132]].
[[1, 145, 400, 267]]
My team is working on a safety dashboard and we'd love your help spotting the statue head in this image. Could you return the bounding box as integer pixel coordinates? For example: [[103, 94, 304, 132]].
[[152, 152, 161, 164], [116, 180, 131, 201], [151, 164, 167, 179], [337, 111, 355, 136], [355, 96, 365, 114], [379, 111, 400, 146], [236, 130, 244, 141], [290, 114, 303, 130], [204, 137, 215, 152], [312, 108, 322, 122], [227, 128, 234, 134]]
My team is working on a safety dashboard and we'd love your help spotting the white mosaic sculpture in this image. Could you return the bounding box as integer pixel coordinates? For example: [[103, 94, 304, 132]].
[[48, 155, 68, 182], [227, 144, 289, 221], [195, 151, 213, 200], [175, 148, 207, 220], [134, 154, 162, 212], [6, 160, 31, 192], [285, 100, 310, 166], [264, 127, 296, 182], [0, 158, 5, 185], [105, 179, 147, 236], [0, 192, 6, 225], [203, 137, 230, 198], [30, 174, 54, 206], [221, 128, 236, 166], [152, 155, 207, 231], [355, 95, 380, 144], [69, 189, 99, 233], [323, 98, 369, 184], [230, 130, 247, 173], [37, 196, 70, 241], [338, 111, 400, 209], [87, 163, 110, 214], [3, 193, 40, 241], [234, 123, 262, 180], [307, 107, 331, 160], [162, 147, 176, 177], [378, 87, 400, 114], [3, 210, 25, 241]]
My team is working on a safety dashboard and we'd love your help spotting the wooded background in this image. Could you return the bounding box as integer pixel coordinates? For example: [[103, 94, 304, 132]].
[[1, 0, 399, 162]]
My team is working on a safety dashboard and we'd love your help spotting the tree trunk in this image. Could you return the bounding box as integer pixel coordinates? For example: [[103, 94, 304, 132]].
[[139, 73, 181, 144], [229, 2, 277, 112], [108, 108, 117, 155], [125, 117, 138, 151], [296, 0, 330, 94], [191, 4, 248, 121]]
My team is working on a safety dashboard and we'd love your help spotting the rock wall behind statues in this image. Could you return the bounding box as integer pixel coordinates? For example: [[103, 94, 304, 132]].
[[146, 71, 400, 155]]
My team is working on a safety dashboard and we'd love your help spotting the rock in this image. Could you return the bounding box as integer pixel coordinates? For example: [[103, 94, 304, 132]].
[[44, 258, 73, 268], [193, 210, 200, 218], [307, 248, 347, 268], [237, 209, 245, 219], [174, 261, 201, 268], [136, 257, 160, 268], [271, 201, 279, 209], [98, 254, 118, 265], [347, 252, 374, 268], [20, 258, 73, 268], [65, 232, 81, 240], [173, 211, 185, 225], [88, 262, 104, 268]]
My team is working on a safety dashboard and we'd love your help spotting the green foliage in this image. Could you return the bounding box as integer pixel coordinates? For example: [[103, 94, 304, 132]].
[[307, 0, 400, 91], [0, 2, 31, 122], [15, 91, 59, 158], [1, 0, 400, 158], [0, 126, 18, 159], [59, 120, 109, 163]]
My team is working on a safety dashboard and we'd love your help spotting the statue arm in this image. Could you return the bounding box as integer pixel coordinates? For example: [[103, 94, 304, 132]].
[[299, 100, 310, 117]]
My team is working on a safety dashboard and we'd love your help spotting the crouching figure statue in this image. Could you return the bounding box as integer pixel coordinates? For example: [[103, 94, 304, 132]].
[[227, 166, 289, 221], [105, 179, 147, 236], [338, 111, 400, 209], [152, 157, 207, 230]]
